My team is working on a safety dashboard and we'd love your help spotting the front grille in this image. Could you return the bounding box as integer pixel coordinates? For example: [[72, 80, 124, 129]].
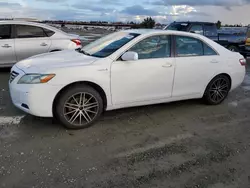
[[10, 71, 19, 83]]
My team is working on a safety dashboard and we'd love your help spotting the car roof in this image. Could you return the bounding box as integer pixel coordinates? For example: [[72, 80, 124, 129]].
[[0, 20, 65, 33], [0, 20, 45, 26], [171, 21, 215, 25], [122, 29, 199, 36]]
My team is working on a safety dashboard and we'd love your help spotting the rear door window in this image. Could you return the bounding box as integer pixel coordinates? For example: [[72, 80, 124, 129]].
[[16, 25, 46, 38], [43, 28, 55, 37], [204, 43, 218, 55], [175, 36, 203, 57], [0, 25, 11, 39], [175, 35, 218, 57]]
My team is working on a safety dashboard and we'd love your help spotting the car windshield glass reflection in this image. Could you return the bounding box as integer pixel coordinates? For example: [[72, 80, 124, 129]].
[[81, 32, 140, 58]]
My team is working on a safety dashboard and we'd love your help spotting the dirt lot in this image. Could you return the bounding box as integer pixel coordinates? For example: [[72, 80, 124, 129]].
[[0, 32, 250, 187]]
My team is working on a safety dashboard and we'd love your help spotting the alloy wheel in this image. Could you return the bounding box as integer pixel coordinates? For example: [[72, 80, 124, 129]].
[[63, 92, 99, 126], [209, 78, 229, 103]]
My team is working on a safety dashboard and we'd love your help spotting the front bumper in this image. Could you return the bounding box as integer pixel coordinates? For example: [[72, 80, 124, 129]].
[[9, 66, 62, 117]]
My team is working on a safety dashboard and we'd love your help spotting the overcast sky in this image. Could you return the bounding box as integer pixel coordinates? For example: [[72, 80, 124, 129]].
[[0, 0, 250, 24]]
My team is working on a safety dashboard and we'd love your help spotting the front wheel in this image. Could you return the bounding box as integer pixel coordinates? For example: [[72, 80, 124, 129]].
[[55, 85, 103, 129], [203, 75, 231, 105]]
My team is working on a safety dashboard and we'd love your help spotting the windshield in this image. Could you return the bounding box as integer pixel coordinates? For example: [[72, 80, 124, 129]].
[[81, 32, 140, 58], [166, 23, 189, 31]]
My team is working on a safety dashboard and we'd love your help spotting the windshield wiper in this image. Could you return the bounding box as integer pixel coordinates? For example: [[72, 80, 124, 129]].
[[76, 48, 91, 56], [81, 50, 91, 56]]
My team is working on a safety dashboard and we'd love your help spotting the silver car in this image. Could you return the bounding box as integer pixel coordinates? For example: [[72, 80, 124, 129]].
[[0, 21, 82, 67]]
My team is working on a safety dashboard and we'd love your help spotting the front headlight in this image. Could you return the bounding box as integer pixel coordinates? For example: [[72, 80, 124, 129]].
[[18, 74, 55, 84]]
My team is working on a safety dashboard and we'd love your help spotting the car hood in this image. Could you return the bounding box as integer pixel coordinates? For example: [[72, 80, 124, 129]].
[[15, 50, 99, 73]]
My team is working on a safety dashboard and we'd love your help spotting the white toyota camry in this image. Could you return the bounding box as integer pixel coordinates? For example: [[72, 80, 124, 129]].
[[9, 30, 246, 129]]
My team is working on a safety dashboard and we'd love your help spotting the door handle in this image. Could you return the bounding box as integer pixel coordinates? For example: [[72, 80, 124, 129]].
[[210, 59, 218, 63], [40, 43, 48, 46], [162, 64, 172, 68], [2, 44, 11, 48]]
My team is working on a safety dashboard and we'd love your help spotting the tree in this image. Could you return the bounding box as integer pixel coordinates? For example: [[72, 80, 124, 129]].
[[216, 20, 222, 29], [140, 17, 156, 28]]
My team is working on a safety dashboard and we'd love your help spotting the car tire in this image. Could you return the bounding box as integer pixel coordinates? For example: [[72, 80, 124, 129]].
[[203, 75, 231, 105], [55, 85, 103, 129], [228, 45, 239, 52]]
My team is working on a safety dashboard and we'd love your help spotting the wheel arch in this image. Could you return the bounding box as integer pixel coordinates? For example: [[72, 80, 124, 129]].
[[204, 73, 232, 96], [52, 81, 108, 116]]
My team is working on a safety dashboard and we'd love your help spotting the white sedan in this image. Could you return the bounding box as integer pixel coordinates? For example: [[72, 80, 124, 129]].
[[0, 21, 81, 67], [9, 30, 246, 129]]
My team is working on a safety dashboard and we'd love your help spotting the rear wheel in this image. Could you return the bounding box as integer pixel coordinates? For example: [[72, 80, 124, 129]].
[[55, 85, 103, 129], [228, 45, 239, 52], [203, 75, 231, 105]]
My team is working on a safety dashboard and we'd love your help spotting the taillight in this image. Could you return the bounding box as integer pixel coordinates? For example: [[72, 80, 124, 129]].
[[239, 58, 247, 66], [71, 39, 81, 46]]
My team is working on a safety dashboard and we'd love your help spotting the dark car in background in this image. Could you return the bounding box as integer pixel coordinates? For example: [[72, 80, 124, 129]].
[[165, 21, 249, 56], [246, 26, 250, 52]]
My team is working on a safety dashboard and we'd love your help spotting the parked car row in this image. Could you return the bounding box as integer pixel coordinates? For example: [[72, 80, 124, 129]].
[[165, 21, 250, 57], [0, 21, 82, 67]]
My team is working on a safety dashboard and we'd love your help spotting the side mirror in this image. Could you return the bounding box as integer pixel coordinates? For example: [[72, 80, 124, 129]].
[[121, 51, 138, 61]]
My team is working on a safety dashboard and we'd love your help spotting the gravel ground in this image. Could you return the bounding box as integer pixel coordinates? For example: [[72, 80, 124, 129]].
[[0, 31, 250, 187]]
